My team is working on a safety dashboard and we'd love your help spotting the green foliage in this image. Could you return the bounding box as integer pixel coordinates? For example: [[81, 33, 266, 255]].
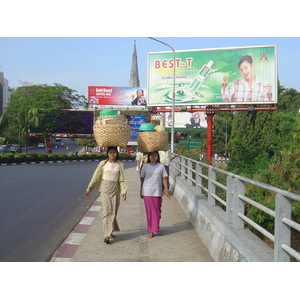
[[246, 193, 276, 231], [68, 154, 79, 160], [25, 154, 37, 162], [119, 153, 135, 161], [225, 85, 300, 231], [175, 142, 205, 161], [57, 154, 68, 160], [277, 88, 300, 115], [213, 111, 233, 154], [37, 153, 48, 161], [0, 153, 14, 163], [2, 84, 88, 152], [0, 151, 135, 164], [77, 138, 97, 149], [47, 154, 59, 161], [226, 141, 270, 177], [14, 153, 27, 162], [9, 84, 86, 111]]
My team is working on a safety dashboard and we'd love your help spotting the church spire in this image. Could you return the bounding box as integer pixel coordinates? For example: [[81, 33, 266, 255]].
[[129, 40, 140, 87]]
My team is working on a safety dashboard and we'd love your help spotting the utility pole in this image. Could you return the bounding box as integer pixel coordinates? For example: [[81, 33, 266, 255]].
[[148, 37, 176, 153]]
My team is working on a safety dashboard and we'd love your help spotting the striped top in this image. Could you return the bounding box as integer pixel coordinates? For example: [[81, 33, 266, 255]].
[[140, 163, 168, 197]]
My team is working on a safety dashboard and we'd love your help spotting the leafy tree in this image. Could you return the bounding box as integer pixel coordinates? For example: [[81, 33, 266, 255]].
[[5, 83, 87, 152], [213, 111, 233, 154], [14, 108, 39, 153], [8, 83, 87, 111], [225, 83, 300, 232], [277, 88, 300, 115], [0, 111, 9, 144], [77, 138, 96, 152]]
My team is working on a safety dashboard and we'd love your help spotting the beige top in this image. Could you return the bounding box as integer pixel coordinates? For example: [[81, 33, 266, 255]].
[[102, 161, 120, 181], [86, 160, 127, 195]]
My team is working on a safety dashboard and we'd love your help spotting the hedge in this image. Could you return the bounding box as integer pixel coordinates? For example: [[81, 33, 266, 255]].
[[0, 152, 135, 164]]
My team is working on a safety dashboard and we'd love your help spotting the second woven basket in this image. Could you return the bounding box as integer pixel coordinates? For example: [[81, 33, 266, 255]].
[[137, 131, 168, 153]]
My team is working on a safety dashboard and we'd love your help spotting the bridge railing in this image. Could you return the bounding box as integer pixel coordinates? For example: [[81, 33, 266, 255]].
[[170, 155, 300, 262]]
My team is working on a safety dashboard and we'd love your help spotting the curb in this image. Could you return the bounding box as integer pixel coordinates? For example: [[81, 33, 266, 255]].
[[50, 197, 102, 262]]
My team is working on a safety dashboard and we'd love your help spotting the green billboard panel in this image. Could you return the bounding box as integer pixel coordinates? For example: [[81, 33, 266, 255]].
[[148, 45, 277, 106]]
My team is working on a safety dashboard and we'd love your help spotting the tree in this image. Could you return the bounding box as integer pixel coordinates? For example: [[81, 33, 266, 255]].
[[277, 88, 300, 115], [213, 112, 234, 154], [0, 111, 9, 144], [6, 83, 88, 152], [227, 83, 300, 175], [77, 138, 96, 152], [15, 108, 39, 154]]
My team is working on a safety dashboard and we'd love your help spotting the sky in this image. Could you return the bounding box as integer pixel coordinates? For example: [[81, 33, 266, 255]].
[[1, 36, 299, 99], [1, 1, 300, 101]]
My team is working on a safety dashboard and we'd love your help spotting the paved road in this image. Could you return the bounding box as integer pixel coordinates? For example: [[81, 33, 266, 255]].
[[26, 139, 81, 154], [0, 160, 104, 261]]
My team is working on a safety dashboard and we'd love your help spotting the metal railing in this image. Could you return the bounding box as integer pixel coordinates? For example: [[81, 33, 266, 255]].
[[170, 155, 300, 262]]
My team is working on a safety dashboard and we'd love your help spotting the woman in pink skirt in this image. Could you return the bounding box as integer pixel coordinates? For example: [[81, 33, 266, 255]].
[[140, 151, 170, 238]]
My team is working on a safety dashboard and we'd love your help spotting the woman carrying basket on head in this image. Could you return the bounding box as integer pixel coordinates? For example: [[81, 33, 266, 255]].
[[140, 151, 170, 238], [85, 147, 127, 244]]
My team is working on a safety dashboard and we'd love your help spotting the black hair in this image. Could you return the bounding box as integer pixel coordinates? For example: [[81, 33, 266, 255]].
[[237, 55, 253, 68], [106, 147, 119, 160], [147, 151, 160, 163]]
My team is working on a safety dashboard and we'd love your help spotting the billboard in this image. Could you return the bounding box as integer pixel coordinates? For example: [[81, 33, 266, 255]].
[[125, 115, 146, 141], [165, 111, 207, 128], [148, 45, 277, 106], [30, 110, 94, 135], [88, 86, 147, 106]]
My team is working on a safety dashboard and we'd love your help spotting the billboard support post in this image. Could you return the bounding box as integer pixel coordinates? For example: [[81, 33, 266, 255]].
[[148, 37, 175, 152], [206, 106, 215, 165]]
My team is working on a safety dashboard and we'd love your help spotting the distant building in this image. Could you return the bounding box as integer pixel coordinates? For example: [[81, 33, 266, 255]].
[[129, 40, 140, 87], [0, 72, 10, 114]]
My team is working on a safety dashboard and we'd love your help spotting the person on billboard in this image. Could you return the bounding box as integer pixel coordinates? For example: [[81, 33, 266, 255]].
[[131, 89, 147, 105], [190, 112, 201, 128], [85, 147, 127, 244], [221, 55, 273, 102]]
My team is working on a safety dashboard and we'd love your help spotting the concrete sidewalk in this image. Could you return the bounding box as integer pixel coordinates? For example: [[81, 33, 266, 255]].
[[51, 162, 213, 262]]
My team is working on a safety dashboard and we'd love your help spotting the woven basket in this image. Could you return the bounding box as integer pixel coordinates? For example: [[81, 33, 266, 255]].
[[95, 115, 127, 126], [137, 131, 168, 153], [93, 124, 131, 147]]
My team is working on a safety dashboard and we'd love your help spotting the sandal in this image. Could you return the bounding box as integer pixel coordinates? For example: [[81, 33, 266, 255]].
[[110, 234, 115, 239], [147, 233, 154, 238], [104, 237, 110, 244]]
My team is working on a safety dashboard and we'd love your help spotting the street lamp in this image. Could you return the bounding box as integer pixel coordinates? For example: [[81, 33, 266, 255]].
[[148, 37, 175, 153]]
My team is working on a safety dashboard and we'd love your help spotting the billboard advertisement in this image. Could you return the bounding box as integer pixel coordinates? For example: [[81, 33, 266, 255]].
[[165, 111, 207, 128], [30, 110, 94, 135], [125, 115, 146, 141], [88, 86, 147, 106], [148, 45, 277, 106]]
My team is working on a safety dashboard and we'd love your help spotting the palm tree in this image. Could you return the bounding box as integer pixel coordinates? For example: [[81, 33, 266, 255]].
[[14, 108, 39, 154], [0, 111, 9, 144]]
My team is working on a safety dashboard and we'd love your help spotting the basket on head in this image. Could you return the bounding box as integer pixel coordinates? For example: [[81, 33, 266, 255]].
[[95, 115, 127, 126], [93, 124, 131, 148], [137, 131, 168, 153]]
